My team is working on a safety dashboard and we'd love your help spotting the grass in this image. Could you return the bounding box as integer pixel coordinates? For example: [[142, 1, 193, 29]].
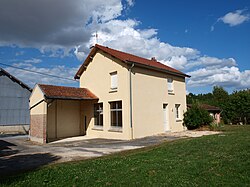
[[1, 125, 250, 186]]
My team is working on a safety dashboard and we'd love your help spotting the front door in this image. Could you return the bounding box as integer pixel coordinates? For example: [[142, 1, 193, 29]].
[[163, 104, 170, 131]]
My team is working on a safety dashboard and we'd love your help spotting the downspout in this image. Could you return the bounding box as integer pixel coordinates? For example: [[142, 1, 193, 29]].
[[129, 63, 135, 139]]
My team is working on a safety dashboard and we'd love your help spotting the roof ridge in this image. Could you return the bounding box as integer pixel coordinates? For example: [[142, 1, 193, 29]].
[[75, 44, 190, 79], [95, 44, 150, 61], [0, 67, 32, 92]]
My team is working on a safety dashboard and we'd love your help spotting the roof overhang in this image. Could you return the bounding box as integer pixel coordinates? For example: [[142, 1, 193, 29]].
[[74, 45, 191, 79], [125, 60, 191, 78]]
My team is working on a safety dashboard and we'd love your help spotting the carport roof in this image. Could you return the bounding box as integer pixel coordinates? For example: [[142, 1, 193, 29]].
[[38, 84, 98, 100]]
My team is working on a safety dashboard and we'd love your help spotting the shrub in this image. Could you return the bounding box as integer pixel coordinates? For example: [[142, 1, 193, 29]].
[[183, 103, 213, 130]]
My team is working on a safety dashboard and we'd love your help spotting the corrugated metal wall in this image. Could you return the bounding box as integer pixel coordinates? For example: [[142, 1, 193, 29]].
[[0, 75, 31, 125]]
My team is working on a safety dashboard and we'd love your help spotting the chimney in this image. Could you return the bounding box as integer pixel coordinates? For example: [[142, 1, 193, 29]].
[[151, 57, 157, 61]]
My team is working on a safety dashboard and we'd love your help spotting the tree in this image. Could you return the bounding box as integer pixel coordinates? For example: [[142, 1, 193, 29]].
[[212, 86, 229, 106], [183, 103, 213, 130]]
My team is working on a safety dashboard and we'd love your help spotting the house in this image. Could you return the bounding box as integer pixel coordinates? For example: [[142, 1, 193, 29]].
[[187, 104, 221, 124], [30, 44, 190, 143], [0, 68, 32, 134]]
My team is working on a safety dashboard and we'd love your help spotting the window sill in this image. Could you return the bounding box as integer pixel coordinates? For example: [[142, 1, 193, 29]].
[[176, 119, 182, 122], [109, 89, 117, 93], [92, 126, 104, 131], [108, 127, 123, 133], [168, 92, 175, 95]]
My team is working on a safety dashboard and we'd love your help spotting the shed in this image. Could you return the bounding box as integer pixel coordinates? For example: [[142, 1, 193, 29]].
[[0, 68, 32, 134], [29, 84, 98, 143]]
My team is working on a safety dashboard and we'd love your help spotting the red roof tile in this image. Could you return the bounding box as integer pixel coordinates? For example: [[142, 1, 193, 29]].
[[38, 84, 98, 100], [74, 44, 190, 79], [187, 104, 221, 112]]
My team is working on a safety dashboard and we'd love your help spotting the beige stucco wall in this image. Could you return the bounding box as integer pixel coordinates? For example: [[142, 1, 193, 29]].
[[80, 51, 187, 140], [30, 85, 46, 115], [132, 67, 187, 139], [47, 100, 81, 141], [29, 85, 47, 143], [80, 51, 131, 140]]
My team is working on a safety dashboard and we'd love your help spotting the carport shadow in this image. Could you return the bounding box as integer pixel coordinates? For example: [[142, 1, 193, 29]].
[[0, 153, 61, 177], [0, 140, 18, 157]]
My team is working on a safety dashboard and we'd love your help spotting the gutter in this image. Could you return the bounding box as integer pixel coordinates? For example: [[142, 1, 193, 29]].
[[129, 63, 135, 139]]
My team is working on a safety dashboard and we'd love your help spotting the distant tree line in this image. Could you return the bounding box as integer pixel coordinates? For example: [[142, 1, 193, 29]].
[[187, 86, 250, 125]]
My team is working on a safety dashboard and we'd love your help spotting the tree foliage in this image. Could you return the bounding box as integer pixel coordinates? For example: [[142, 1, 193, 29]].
[[183, 103, 213, 130], [187, 87, 250, 124]]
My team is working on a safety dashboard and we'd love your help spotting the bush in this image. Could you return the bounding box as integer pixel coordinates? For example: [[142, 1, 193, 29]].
[[183, 103, 213, 130]]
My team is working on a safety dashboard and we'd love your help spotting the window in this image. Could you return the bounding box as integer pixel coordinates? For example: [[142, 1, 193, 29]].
[[175, 104, 181, 120], [94, 103, 103, 126], [167, 78, 173, 93], [110, 72, 118, 90], [110, 101, 122, 127]]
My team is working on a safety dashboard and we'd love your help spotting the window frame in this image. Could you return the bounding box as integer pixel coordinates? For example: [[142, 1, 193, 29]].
[[167, 78, 174, 93], [175, 104, 181, 120], [110, 71, 118, 90], [94, 103, 103, 127], [109, 101, 122, 128]]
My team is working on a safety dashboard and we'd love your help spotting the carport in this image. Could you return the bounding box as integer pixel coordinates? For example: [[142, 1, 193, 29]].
[[29, 84, 98, 144]]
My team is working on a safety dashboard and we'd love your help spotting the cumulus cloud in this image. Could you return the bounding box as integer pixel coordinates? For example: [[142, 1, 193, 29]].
[[211, 9, 250, 31], [4, 63, 78, 88], [219, 9, 250, 26], [0, 0, 249, 91], [84, 17, 249, 90], [0, 0, 123, 53]]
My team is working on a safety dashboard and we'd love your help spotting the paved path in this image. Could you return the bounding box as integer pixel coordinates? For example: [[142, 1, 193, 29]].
[[0, 131, 220, 176]]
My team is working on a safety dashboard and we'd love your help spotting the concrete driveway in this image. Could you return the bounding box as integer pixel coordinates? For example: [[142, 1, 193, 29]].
[[0, 131, 220, 176]]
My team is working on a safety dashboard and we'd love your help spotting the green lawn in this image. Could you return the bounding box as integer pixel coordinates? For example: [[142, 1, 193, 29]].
[[1, 125, 250, 186]]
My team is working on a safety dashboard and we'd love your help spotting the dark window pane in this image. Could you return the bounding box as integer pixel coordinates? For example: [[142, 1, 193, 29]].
[[94, 103, 103, 126], [110, 101, 122, 127], [117, 101, 122, 109], [117, 111, 122, 127], [110, 102, 116, 109]]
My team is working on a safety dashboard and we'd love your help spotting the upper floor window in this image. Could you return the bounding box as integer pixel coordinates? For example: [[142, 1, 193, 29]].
[[110, 71, 118, 90], [167, 78, 174, 93], [175, 104, 181, 120], [94, 103, 103, 126]]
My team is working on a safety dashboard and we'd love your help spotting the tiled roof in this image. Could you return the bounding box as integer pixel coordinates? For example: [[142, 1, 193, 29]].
[[187, 104, 221, 112], [38, 84, 98, 100], [0, 68, 32, 92], [74, 44, 190, 79]]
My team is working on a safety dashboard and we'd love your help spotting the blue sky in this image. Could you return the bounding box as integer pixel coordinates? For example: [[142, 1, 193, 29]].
[[0, 0, 249, 94]]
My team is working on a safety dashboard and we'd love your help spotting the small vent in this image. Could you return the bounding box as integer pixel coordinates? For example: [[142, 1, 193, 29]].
[[151, 57, 157, 61]]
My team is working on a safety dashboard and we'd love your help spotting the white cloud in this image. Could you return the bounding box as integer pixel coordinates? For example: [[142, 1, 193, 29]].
[[24, 58, 42, 64], [125, 0, 135, 7], [5, 63, 78, 88], [83, 17, 249, 90], [187, 66, 250, 89], [219, 9, 250, 26], [212, 9, 250, 31], [0, 0, 123, 54], [0, 1, 249, 91]]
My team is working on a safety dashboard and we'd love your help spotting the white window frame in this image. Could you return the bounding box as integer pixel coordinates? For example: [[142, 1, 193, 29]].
[[110, 101, 122, 128], [167, 78, 174, 93], [110, 71, 118, 90], [175, 104, 181, 120], [94, 103, 103, 126]]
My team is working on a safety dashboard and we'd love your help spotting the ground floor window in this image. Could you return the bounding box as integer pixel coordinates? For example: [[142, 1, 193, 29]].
[[94, 103, 103, 126], [110, 101, 122, 127], [175, 104, 181, 120]]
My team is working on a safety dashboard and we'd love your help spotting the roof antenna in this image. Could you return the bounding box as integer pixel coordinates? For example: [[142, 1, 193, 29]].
[[95, 31, 98, 44]]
